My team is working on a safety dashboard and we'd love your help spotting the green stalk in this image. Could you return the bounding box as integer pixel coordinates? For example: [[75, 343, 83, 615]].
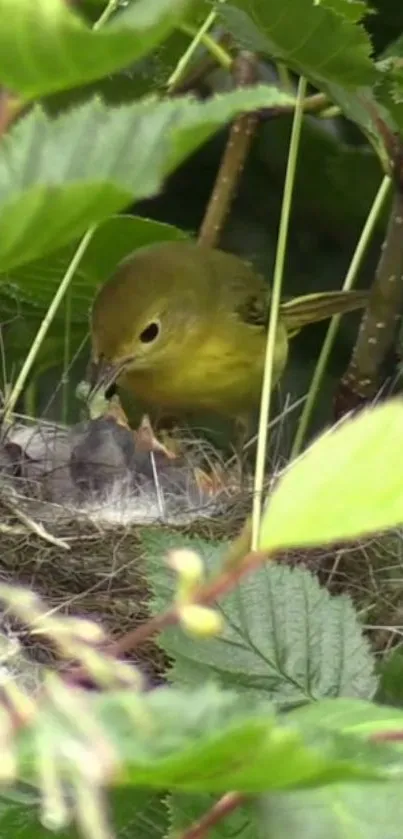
[[61, 289, 72, 424], [251, 76, 307, 551], [168, 1, 231, 92], [93, 0, 120, 30], [176, 24, 232, 76], [3, 230, 95, 423], [291, 174, 391, 459]]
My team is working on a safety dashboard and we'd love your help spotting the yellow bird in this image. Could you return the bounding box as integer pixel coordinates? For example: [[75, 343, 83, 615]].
[[89, 240, 367, 423]]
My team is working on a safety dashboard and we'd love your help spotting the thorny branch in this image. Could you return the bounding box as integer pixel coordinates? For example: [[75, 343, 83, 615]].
[[198, 51, 260, 248], [335, 115, 403, 417]]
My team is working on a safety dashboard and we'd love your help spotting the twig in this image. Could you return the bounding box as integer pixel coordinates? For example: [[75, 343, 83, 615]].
[[334, 103, 403, 417], [106, 550, 266, 657], [178, 792, 246, 839], [168, 33, 233, 95], [336, 174, 403, 417], [63, 543, 268, 686], [0, 522, 36, 537], [0, 496, 70, 550], [168, 3, 231, 94], [93, 0, 120, 30], [198, 51, 260, 248], [258, 91, 328, 120]]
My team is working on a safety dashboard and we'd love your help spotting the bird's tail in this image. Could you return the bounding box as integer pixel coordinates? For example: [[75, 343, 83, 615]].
[[280, 290, 368, 336]]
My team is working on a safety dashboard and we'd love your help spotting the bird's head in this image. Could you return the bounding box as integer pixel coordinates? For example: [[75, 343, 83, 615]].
[[88, 241, 212, 396]]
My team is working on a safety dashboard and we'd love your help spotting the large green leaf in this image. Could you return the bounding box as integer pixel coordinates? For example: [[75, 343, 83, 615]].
[[324, 81, 386, 159], [260, 401, 403, 551], [289, 695, 403, 734], [143, 532, 376, 705], [259, 781, 403, 839], [0, 0, 190, 99], [323, 34, 403, 161], [0, 85, 294, 271], [258, 696, 403, 836], [321, 0, 372, 23], [0, 215, 188, 321], [218, 0, 376, 88], [15, 687, 403, 795]]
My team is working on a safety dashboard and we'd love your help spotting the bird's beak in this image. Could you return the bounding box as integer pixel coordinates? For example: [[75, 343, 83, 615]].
[[87, 356, 133, 399]]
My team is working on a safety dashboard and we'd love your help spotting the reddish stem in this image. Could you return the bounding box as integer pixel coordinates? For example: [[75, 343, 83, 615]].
[[178, 792, 246, 839]]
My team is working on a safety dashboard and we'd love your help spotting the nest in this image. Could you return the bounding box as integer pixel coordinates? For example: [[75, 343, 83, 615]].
[[280, 531, 403, 654], [0, 410, 248, 687], [0, 408, 402, 692]]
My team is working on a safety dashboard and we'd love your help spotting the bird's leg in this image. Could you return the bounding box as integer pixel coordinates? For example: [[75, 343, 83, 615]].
[[234, 416, 252, 486]]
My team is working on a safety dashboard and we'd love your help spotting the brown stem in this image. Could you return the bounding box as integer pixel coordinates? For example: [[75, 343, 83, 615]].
[[335, 183, 403, 416], [178, 793, 246, 839], [370, 729, 403, 743], [198, 51, 260, 248], [62, 540, 268, 686], [106, 550, 266, 658], [0, 89, 23, 137]]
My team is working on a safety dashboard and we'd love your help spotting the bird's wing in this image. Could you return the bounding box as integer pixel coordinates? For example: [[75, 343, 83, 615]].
[[280, 290, 368, 332], [234, 288, 369, 336], [234, 289, 268, 327]]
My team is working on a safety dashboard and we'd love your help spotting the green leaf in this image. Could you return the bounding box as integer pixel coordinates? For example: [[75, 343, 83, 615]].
[[219, 0, 376, 88], [0, 0, 190, 99], [372, 62, 403, 137], [0, 85, 293, 270], [320, 0, 373, 23], [259, 781, 403, 839], [260, 401, 403, 551], [323, 36, 403, 157], [143, 532, 376, 705], [289, 696, 403, 735], [324, 82, 386, 156], [0, 215, 188, 321]]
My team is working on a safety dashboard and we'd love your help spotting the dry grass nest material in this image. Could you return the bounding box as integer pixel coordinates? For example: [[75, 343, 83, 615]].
[[0, 410, 402, 687], [0, 411, 248, 684]]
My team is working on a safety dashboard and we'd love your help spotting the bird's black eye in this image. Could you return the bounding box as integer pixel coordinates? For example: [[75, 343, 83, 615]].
[[139, 321, 160, 344]]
